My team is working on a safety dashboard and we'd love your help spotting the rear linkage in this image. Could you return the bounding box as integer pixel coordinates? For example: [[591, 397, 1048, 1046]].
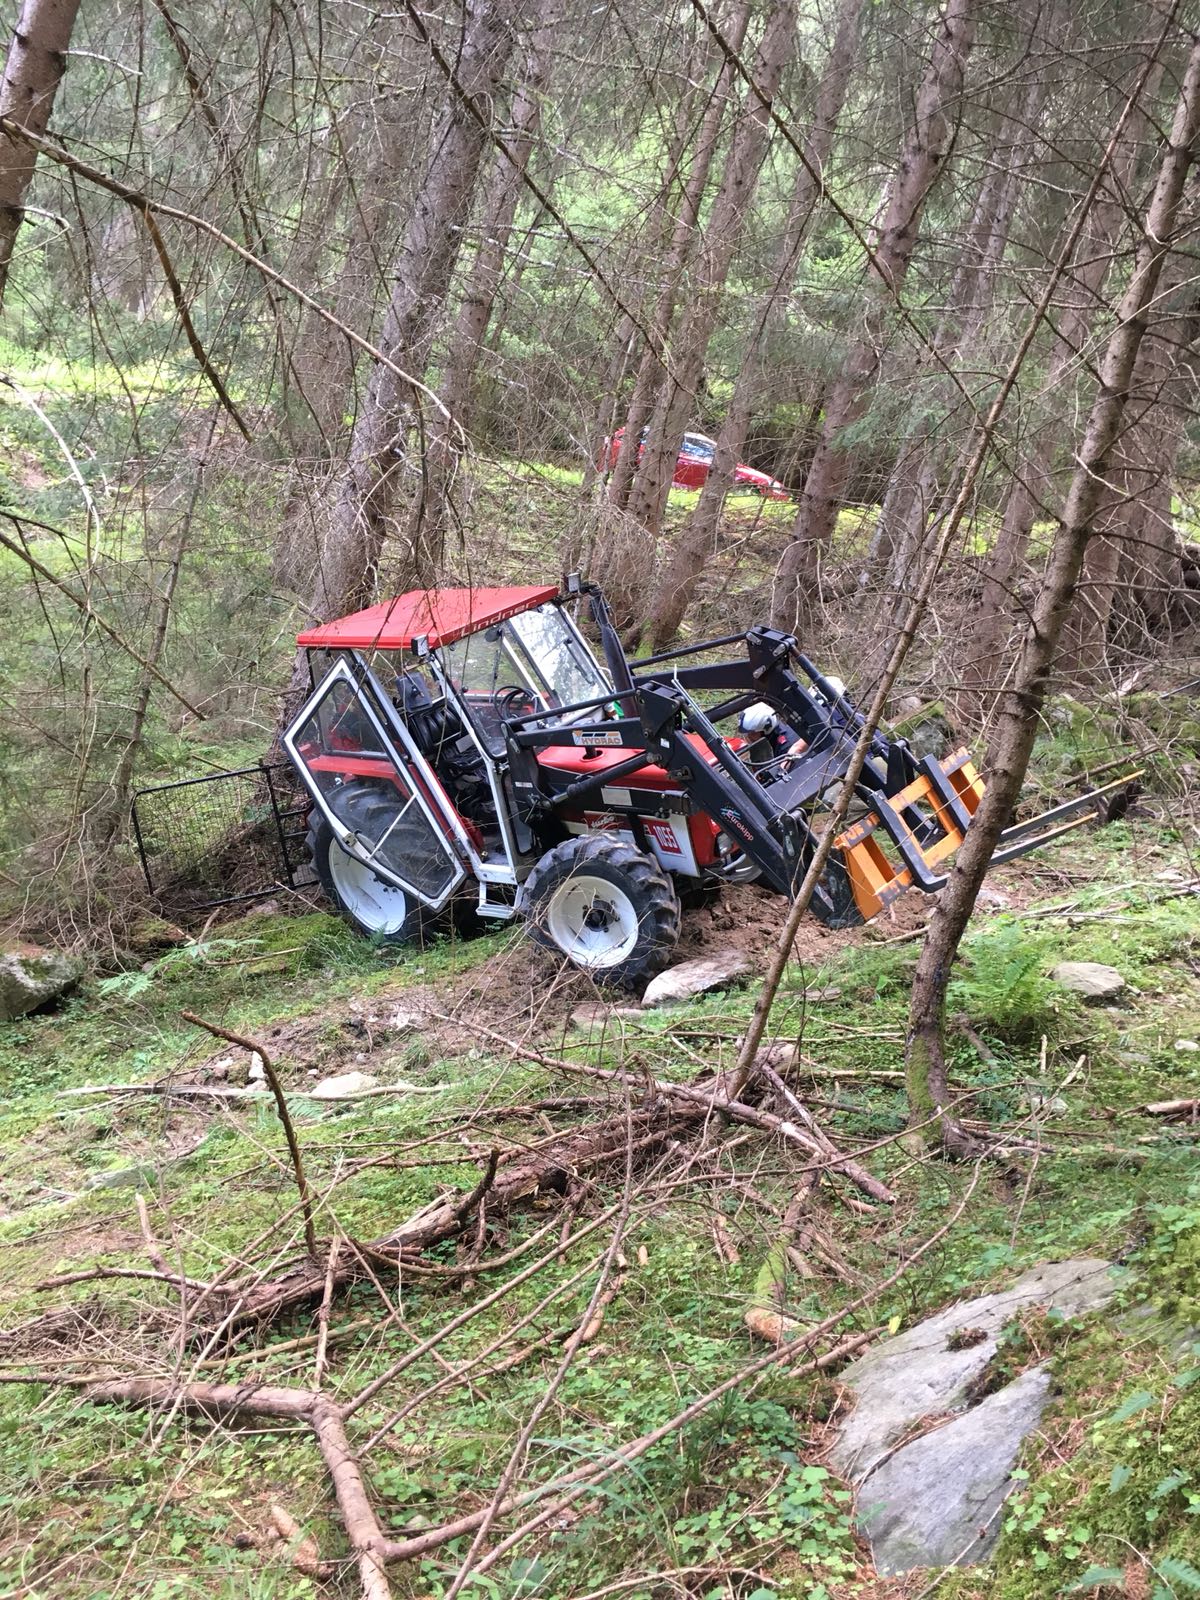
[[504, 585, 1132, 929]]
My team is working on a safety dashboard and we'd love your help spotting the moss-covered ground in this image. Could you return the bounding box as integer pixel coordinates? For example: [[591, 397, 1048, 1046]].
[[0, 808, 1197, 1599]]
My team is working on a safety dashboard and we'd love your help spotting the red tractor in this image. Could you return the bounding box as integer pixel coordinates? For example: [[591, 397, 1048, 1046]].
[[283, 579, 1120, 987]]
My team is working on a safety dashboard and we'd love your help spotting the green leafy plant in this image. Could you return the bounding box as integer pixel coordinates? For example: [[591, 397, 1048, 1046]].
[[950, 918, 1065, 1040]]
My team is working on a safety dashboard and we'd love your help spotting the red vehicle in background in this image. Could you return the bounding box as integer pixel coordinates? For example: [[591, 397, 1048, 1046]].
[[605, 428, 789, 499]]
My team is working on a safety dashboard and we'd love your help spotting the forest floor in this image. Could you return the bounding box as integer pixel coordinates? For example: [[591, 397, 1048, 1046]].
[[1, 802, 1199, 1600]]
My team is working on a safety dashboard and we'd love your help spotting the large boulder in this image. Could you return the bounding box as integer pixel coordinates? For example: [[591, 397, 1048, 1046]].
[[890, 698, 954, 761], [829, 1258, 1120, 1575], [641, 950, 753, 1007], [830, 1257, 1116, 1479], [1050, 961, 1126, 1001], [0, 947, 85, 1021], [860, 1366, 1053, 1574]]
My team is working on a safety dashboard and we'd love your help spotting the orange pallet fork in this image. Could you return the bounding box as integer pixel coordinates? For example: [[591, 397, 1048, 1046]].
[[834, 753, 1141, 923]]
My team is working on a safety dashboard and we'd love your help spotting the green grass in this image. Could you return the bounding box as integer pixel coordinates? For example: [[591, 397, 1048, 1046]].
[[0, 815, 1198, 1596]]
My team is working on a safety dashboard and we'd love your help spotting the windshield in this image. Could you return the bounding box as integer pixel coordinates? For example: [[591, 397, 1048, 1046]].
[[507, 606, 609, 707], [440, 603, 610, 752]]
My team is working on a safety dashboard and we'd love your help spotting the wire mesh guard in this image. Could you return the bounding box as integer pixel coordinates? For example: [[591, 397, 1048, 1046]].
[[132, 763, 318, 914]]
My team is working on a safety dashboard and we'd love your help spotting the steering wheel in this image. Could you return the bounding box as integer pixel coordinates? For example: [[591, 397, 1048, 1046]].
[[493, 684, 536, 721]]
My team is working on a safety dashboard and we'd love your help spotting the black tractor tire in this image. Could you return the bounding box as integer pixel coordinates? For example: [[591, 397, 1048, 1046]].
[[676, 875, 723, 911], [307, 778, 429, 945], [522, 835, 682, 989]]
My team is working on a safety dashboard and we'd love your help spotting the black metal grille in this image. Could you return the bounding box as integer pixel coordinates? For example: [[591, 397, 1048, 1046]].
[[132, 763, 318, 914]]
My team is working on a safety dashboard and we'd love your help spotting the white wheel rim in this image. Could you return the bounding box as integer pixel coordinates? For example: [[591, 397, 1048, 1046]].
[[328, 843, 411, 935], [544, 873, 640, 969]]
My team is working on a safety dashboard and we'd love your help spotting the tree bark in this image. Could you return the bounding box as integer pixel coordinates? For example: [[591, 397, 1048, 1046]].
[[415, 15, 554, 567], [603, 14, 748, 512], [308, 0, 515, 622], [595, 3, 750, 625], [0, 0, 81, 307], [867, 72, 1048, 605], [771, 0, 975, 631], [905, 36, 1200, 1153], [1067, 248, 1200, 668], [646, 0, 865, 649], [623, 0, 797, 558], [962, 60, 1164, 701]]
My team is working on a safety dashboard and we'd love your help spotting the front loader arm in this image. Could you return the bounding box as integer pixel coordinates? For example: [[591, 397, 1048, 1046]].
[[510, 601, 1137, 929]]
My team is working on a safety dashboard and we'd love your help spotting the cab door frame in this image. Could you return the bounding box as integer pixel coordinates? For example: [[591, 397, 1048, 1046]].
[[283, 654, 471, 912]]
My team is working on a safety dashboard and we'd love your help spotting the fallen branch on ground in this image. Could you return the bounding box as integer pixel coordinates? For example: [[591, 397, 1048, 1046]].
[[1142, 1097, 1200, 1119], [181, 1013, 317, 1258], [430, 1012, 895, 1205]]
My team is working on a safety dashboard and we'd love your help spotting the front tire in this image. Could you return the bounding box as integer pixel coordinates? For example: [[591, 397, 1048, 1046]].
[[307, 781, 427, 944], [522, 836, 681, 989]]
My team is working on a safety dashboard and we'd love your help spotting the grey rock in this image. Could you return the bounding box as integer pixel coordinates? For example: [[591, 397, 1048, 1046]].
[[1050, 961, 1126, 1000], [641, 950, 753, 1007], [310, 1070, 380, 1101], [1019, 1088, 1068, 1117], [85, 1161, 159, 1192], [570, 1002, 644, 1035], [829, 1257, 1117, 1480], [860, 1366, 1052, 1574], [0, 948, 85, 1021], [387, 1008, 428, 1032]]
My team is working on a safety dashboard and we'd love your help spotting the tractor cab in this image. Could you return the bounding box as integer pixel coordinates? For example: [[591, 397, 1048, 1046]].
[[286, 585, 617, 939]]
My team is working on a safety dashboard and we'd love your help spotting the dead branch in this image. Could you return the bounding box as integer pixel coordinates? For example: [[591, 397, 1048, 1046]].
[[313, 1237, 341, 1389], [309, 1398, 393, 1600], [4, 1374, 391, 1599], [203, 1112, 669, 1334], [754, 1056, 896, 1204], [181, 1012, 317, 1258], [1142, 1097, 1200, 1119], [432, 1012, 895, 1204], [139, 207, 253, 440], [267, 1504, 330, 1579], [35, 1264, 212, 1294]]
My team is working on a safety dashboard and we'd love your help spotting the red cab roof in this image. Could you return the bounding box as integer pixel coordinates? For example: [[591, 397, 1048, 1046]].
[[296, 585, 560, 652]]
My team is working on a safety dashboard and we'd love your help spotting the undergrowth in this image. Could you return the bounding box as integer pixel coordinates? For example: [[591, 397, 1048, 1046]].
[[0, 818, 1197, 1597]]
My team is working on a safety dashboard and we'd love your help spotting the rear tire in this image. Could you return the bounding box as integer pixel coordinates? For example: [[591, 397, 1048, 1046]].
[[307, 780, 428, 944], [676, 875, 722, 911], [522, 835, 681, 989]]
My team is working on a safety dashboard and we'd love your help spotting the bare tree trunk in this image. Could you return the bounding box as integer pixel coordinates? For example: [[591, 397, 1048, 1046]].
[[624, 0, 797, 556], [575, 104, 699, 511], [771, 0, 975, 631], [866, 75, 1048, 605], [646, 0, 865, 650], [963, 62, 1164, 699], [603, 17, 748, 512], [273, 93, 414, 594], [905, 37, 1200, 1154], [1068, 253, 1200, 668], [595, 5, 750, 626], [415, 16, 554, 567], [0, 0, 82, 307], [309, 0, 515, 622]]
